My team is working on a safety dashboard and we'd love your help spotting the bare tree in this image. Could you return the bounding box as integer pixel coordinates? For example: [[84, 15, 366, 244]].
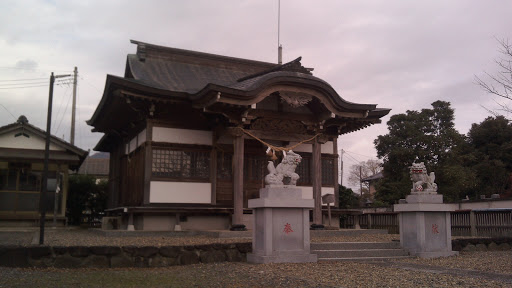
[[347, 159, 382, 195], [476, 38, 512, 115]]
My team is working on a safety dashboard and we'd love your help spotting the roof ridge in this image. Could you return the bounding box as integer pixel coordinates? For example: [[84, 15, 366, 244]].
[[236, 57, 312, 82], [130, 40, 276, 69]]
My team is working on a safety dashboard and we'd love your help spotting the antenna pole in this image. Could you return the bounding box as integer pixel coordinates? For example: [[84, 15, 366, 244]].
[[278, 0, 280, 47], [278, 0, 282, 64]]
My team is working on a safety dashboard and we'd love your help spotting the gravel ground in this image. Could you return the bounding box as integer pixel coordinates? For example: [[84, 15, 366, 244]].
[[1, 255, 511, 288], [1, 228, 511, 287], [0, 228, 402, 246]]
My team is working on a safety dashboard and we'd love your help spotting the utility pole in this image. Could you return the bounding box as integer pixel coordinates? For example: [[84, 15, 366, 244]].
[[40, 72, 71, 245], [359, 165, 363, 196], [340, 149, 344, 186], [70, 67, 77, 145]]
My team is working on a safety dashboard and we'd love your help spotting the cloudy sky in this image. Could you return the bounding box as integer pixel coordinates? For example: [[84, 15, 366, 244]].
[[0, 0, 510, 189]]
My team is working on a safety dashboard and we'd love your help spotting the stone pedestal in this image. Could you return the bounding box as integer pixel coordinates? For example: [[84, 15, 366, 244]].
[[394, 192, 458, 258], [247, 186, 317, 263]]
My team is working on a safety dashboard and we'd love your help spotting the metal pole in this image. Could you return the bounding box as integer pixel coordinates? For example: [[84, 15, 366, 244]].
[[70, 67, 77, 145], [39, 73, 55, 244]]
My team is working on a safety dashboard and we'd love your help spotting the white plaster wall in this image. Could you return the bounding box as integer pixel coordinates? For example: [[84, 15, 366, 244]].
[[149, 181, 211, 204], [0, 130, 64, 151], [300, 186, 335, 203], [152, 127, 212, 145], [138, 128, 147, 145], [217, 134, 233, 145], [129, 137, 137, 153], [289, 141, 333, 154]]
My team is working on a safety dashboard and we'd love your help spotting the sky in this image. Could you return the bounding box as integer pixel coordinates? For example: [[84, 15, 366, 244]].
[[0, 0, 511, 190]]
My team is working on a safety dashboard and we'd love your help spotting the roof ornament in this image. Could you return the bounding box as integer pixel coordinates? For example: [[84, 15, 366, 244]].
[[279, 91, 312, 107], [17, 115, 29, 125]]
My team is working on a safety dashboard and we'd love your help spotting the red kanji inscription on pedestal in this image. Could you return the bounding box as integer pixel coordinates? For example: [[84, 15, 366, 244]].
[[283, 223, 293, 234], [432, 224, 439, 234]]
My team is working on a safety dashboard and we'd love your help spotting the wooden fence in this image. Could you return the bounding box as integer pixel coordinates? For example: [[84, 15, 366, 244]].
[[451, 209, 512, 237], [340, 208, 512, 237]]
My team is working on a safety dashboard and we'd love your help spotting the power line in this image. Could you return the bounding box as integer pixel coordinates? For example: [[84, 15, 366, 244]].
[[0, 104, 16, 121], [0, 79, 71, 90], [0, 67, 72, 73], [0, 81, 50, 87], [344, 150, 377, 159], [0, 77, 47, 82], [79, 75, 102, 92], [0, 84, 48, 90], [343, 151, 363, 164], [54, 86, 73, 136], [52, 81, 72, 133]]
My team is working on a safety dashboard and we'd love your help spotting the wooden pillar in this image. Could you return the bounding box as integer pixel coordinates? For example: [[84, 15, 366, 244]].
[[231, 134, 246, 230], [143, 122, 153, 205], [333, 137, 340, 208], [210, 129, 218, 205], [311, 138, 324, 229]]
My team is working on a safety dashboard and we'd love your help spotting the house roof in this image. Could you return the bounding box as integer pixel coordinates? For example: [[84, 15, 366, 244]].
[[361, 171, 384, 182], [0, 116, 88, 170], [78, 157, 109, 176]]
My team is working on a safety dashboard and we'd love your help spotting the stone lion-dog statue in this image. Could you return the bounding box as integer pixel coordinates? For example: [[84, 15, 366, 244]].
[[265, 150, 302, 186]]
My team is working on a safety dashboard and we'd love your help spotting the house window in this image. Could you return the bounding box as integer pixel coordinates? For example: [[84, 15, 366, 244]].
[[0, 164, 61, 213], [152, 148, 210, 181]]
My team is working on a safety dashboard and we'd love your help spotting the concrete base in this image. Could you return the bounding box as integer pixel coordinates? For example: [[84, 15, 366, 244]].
[[406, 193, 443, 204], [395, 197, 457, 258], [247, 186, 317, 264], [127, 224, 135, 231]]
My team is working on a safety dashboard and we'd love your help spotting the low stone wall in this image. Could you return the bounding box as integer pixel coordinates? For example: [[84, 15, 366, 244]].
[[452, 238, 512, 252], [2, 238, 511, 268], [0, 243, 251, 268]]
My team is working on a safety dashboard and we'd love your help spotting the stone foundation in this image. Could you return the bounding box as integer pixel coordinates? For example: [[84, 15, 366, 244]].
[[0, 243, 251, 268]]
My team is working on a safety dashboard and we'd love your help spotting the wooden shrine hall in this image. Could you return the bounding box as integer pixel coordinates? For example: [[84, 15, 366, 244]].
[[87, 40, 390, 231]]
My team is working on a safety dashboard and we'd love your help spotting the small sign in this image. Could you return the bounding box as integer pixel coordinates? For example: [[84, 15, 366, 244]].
[[283, 223, 294, 234]]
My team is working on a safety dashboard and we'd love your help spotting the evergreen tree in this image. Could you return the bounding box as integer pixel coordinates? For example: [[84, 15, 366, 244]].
[[467, 116, 512, 197], [374, 101, 466, 204]]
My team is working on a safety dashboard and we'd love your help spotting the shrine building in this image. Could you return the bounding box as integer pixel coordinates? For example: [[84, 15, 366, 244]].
[[87, 40, 390, 231]]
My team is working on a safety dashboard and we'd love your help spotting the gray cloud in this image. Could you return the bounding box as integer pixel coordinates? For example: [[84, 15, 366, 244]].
[[0, 0, 511, 188]]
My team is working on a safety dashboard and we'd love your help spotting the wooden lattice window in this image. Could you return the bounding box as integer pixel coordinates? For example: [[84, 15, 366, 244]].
[[321, 157, 335, 186], [217, 152, 232, 180], [296, 154, 335, 186], [152, 148, 210, 181], [296, 155, 311, 186], [244, 156, 266, 182]]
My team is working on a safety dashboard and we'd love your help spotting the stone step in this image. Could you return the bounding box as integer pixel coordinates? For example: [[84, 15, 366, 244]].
[[310, 229, 388, 237], [311, 241, 412, 262], [311, 241, 401, 250], [313, 248, 410, 258], [318, 256, 413, 262]]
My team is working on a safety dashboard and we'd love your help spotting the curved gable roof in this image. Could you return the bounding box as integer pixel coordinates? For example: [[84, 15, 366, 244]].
[[88, 40, 390, 138]]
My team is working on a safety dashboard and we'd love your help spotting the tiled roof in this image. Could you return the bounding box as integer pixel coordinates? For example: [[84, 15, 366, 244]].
[[78, 157, 109, 176]]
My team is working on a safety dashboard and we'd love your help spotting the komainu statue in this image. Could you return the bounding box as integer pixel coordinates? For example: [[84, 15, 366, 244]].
[[265, 150, 302, 186], [410, 162, 437, 193]]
